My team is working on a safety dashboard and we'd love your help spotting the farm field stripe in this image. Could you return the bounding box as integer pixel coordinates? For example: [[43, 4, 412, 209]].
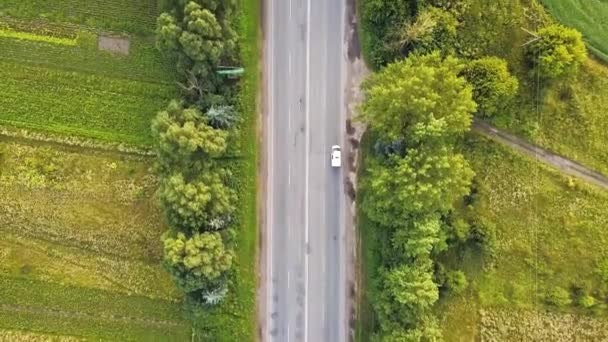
[[0, 28, 77, 45]]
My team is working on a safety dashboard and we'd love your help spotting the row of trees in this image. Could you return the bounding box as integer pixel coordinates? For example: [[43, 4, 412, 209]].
[[152, 0, 241, 308], [360, 52, 478, 340]]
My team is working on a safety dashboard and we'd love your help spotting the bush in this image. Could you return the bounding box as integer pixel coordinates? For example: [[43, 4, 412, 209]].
[[462, 56, 519, 118], [359, 0, 414, 68], [526, 24, 587, 79], [445, 270, 468, 295], [579, 295, 596, 309], [545, 286, 572, 307], [387, 7, 458, 58]]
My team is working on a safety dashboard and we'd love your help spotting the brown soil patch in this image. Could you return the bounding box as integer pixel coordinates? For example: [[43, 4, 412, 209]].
[[98, 36, 130, 55]]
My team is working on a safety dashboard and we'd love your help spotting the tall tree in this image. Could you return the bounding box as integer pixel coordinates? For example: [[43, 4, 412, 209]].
[[360, 52, 476, 146], [362, 145, 474, 227], [160, 169, 236, 231], [375, 260, 439, 331], [163, 231, 234, 293], [527, 24, 587, 79], [151, 100, 228, 172]]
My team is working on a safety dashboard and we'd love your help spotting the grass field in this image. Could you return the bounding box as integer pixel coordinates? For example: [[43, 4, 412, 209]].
[[0, 138, 189, 340], [541, 0, 608, 63], [438, 136, 608, 341], [0, 0, 158, 35]]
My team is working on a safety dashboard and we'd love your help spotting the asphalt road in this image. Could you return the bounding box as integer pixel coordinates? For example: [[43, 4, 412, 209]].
[[265, 0, 347, 340]]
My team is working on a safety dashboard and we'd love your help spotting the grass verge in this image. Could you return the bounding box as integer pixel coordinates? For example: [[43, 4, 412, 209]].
[[189, 0, 259, 339], [354, 133, 380, 342]]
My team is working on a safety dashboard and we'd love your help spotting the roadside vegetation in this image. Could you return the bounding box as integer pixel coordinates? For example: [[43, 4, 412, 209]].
[[357, 0, 608, 340], [151, 0, 259, 339]]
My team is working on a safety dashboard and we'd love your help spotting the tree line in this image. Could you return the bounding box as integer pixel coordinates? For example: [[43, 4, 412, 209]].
[[152, 0, 242, 311]]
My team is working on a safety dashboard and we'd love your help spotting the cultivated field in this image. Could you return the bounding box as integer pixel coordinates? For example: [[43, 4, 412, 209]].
[[541, 0, 608, 62], [0, 2, 175, 146], [0, 0, 190, 339], [0, 138, 189, 340]]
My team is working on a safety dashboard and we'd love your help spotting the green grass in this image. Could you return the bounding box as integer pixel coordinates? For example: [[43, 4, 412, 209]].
[[0, 0, 159, 35], [0, 60, 174, 145], [354, 133, 381, 342], [541, 0, 608, 63], [437, 136, 608, 339], [188, 0, 259, 340], [0, 28, 175, 83]]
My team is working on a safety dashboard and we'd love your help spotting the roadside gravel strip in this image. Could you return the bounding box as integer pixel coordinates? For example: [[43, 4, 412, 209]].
[[472, 119, 608, 190]]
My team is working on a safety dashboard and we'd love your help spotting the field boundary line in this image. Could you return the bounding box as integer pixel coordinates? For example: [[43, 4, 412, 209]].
[[0, 124, 154, 157], [0, 303, 186, 328]]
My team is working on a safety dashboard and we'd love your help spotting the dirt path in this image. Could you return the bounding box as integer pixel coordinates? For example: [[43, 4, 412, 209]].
[[472, 119, 608, 190]]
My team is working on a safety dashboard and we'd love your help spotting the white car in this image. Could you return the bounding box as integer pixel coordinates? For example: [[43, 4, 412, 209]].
[[330, 145, 341, 168]]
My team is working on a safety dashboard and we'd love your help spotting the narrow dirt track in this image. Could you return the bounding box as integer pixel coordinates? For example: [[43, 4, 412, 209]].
[[472, 119, 608, 190]]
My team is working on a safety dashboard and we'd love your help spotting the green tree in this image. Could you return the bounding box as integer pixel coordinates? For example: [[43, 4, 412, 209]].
[[151, 101, 228, 172], [527, 24, 587, 79], [360, 52, 476, 145], [462, 56, 519, 118], [155, 1, 238, 77], [160, 170, 236, 231], [381, 315, 442, 342], [180, 2, 224, 72], [375, 261, 439, 331], [391, 215, 441, 261], [162, 231, 234, 293], [156, 13, 182, 52], [362, 146, 474, 226]]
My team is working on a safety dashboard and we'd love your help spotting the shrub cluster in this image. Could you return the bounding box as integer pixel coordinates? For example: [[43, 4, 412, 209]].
[[152, 0, 242, 308], [360, 52, 477, 340]]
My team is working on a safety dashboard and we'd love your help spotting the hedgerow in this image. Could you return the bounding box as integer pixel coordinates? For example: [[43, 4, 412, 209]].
[[151, 0, 256, 339]]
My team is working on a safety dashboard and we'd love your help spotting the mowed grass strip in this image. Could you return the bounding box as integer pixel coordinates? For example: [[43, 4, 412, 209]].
[[0, 0, 158, 35], [0, 60, 174, 145], [541, 0, 608, 62]]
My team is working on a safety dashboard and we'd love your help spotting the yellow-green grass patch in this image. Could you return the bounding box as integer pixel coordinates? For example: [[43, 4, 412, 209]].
[[439, 136, 608, 339]]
